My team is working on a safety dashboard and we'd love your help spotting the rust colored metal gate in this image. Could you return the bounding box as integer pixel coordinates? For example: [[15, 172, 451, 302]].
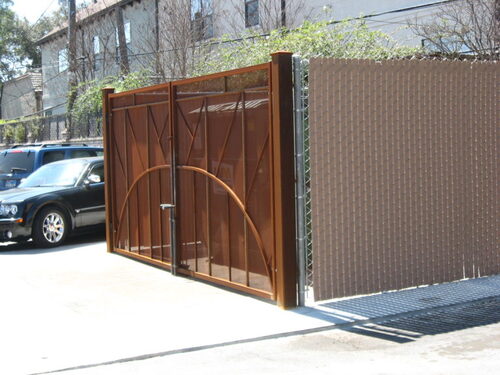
[[103, 53, 296, 307]]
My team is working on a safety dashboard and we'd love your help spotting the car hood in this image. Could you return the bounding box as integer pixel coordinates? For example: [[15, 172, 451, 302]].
[[0, 186, 68, 203]]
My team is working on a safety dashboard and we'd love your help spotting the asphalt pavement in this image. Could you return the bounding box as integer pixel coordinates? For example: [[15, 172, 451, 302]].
[[0, 234, 499, 375]]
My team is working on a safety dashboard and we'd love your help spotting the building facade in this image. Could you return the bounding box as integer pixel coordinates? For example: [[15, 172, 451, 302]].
[[37, 0, 443, 115], [0, 71, 42, 120]]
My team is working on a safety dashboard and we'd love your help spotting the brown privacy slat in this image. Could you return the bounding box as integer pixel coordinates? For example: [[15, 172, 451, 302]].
[[310, 58, 499, 301]]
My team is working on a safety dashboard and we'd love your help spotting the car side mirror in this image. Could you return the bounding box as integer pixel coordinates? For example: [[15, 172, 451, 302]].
[[84, 174, 101, 187]]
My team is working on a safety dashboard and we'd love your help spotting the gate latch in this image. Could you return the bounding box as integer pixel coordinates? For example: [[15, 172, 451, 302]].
[[160, 203, 175, 210]]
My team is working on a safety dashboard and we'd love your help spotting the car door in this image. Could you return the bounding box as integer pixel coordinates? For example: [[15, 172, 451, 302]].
[[65, 163, 105, 227]]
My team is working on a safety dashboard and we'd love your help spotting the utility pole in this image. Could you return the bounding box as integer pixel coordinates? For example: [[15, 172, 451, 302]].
[[116, 6, 130, 76], [67, 0, 77, 140]]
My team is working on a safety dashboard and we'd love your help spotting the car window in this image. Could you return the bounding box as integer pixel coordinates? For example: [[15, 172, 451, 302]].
[[88, 164, 104, 182], [20, 160, 88, 187], [42, 151, 65, 165], [71, 150, 97, 158], [0, 151, 35, 173]]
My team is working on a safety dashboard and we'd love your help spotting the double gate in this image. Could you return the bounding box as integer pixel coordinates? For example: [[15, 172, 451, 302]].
[[102, 53, 297, 307]]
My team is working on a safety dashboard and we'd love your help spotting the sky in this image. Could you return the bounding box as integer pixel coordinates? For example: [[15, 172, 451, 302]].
[[11, 0, 85, 24]]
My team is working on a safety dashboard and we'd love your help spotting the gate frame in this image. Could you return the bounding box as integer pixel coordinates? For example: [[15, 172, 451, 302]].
[[102, 53, 297, 308]]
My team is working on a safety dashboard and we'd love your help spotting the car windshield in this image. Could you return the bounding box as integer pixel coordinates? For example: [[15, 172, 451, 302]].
[[19, 160, 88, 188], [0, 151, 35, 173]]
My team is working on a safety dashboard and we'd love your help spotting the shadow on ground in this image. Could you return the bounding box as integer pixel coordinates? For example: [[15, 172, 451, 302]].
[[344, 297, 500, 343], [298, 275, 500, 343]]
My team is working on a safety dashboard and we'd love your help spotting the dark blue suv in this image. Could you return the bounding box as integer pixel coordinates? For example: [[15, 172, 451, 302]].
[[0, 144, 103, 191]]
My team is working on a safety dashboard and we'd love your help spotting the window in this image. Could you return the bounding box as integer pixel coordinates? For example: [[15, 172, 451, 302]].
[[58, 49, 68, 72], [245, 0, 259, 27], [191, 0, 213, 40], [115, 21, 131, 63], [71, 150, 97, 158], [92, 36, 100, 71], [115, 21, 131, 46], [42, 151, 65, 165], [93, 36, 100, 55], [0, 151, 35, 173]]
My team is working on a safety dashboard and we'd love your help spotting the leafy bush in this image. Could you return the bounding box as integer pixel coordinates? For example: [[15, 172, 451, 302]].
[[193, 20, 420, 75], [2, 124, 15, 143], [71, 70, 154, 123]]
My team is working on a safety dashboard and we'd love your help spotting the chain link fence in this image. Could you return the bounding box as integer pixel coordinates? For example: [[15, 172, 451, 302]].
[[294, 56, 313, 305]]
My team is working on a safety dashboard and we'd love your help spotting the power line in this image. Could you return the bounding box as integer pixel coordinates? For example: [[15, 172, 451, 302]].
[[29, 0, 59, 29]]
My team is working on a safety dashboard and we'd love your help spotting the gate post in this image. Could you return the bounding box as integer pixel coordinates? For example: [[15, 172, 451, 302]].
[[271, 52, 297, 309], [102, 87, 115, 253]]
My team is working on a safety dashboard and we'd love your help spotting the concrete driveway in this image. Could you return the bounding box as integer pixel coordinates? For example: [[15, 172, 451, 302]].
[[1, 234, 499, 375]]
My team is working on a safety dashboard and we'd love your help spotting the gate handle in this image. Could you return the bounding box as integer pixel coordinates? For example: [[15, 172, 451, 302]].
[[160, 204, 175, 210]]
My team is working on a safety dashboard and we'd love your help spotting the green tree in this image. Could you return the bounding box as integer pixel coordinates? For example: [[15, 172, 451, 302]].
[[0, 0, 21, 80], [0, 0, 66, 80]]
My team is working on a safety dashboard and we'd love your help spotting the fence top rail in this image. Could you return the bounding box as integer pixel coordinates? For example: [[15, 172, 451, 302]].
[[172, 63, 270, 88], [108, 63, 270, 100], [108, 82, 170, 99]]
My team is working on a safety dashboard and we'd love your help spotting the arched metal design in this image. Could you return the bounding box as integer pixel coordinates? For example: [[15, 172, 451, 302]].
[[115, 164, 272, 288], [104, 56, 297, 306]]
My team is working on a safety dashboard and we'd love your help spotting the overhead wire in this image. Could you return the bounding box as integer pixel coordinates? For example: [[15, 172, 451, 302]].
[[4, 0, 464, 117]]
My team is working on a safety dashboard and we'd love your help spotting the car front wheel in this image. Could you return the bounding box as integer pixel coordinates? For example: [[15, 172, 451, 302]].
[[33, 207, 69, 247]]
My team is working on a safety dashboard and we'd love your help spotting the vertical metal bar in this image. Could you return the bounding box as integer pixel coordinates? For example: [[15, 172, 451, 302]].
[[242, 91, 249, 287], [124, 109, 131, 251], [193, 172, 198, 272], [204, 97, 212, 276], [159, 168, 165, 261], [169, 82, 178, 275], [147, 106, 153, 258], [227, 191, 232, 281], [132, 94, 141, 254], [267, 63, 277, 299], [102, 88, 115, 253], [271, 52, 297, 309], [293, 56, 307, 306]]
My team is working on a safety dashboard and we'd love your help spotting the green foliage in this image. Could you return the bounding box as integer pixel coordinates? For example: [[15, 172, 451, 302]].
[[2, 124, 15, 143], [14, 124, 25, 143], [0, 119, 27, 144], [193, 20, 421, 76], [1, 1, 66, 80], [0, 0, 20, 80], [71, 70, 154, 122]]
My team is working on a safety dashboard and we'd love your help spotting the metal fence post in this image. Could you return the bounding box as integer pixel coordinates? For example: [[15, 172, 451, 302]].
[[102, 87, 115, 253], [271, 51, 297, 309], [293, 56, 307, 306]]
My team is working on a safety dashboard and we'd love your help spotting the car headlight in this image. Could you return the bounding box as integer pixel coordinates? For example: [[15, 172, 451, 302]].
[[0, 204, 18, 216]]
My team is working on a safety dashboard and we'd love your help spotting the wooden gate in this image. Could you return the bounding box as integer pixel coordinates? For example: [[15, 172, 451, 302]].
[[103, 53, 296, 308]]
